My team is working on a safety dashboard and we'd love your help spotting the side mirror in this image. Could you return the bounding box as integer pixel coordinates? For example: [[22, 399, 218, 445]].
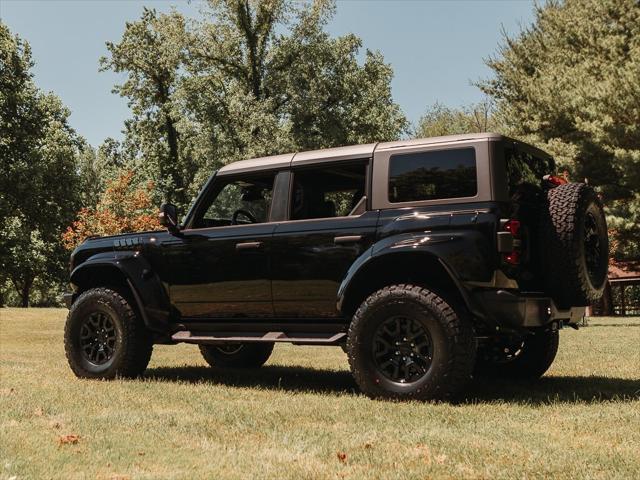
[[159, 203, 180, 235]]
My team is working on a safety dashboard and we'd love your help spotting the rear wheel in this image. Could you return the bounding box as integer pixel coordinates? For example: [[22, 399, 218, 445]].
[[475, 330, 559, 380], [347, 284, 476, 401], [199, 343, 274, 369]]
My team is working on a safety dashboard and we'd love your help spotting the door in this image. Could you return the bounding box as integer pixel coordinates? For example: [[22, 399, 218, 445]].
[[164, 171, 279, 319], [271, 161, 378, 318]]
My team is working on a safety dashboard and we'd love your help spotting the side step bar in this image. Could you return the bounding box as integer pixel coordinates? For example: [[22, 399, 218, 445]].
[[171, 330, 346, 346]]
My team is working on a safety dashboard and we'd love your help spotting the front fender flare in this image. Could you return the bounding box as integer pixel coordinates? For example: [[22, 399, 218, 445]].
[[70, 251, 172, 335]]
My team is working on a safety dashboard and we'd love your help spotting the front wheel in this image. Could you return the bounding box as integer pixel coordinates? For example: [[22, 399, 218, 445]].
[[347, 284, 476, 401], [64, 287, 153, 379], [199, 343, 274, 369]]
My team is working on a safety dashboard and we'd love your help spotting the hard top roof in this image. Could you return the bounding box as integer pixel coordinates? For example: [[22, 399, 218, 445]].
[[216, 132, 544, 175]]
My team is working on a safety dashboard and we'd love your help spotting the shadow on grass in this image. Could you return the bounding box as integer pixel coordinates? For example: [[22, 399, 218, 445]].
[[145, 364, 640, 404]]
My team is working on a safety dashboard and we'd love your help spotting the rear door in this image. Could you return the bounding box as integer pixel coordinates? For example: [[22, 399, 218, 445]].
[[270, 160, 378, 318]]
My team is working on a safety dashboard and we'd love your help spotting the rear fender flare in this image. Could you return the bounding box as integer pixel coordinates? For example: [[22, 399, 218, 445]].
[[337, 232, 489, 321]]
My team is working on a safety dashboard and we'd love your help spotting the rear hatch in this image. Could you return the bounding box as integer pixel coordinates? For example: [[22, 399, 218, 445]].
[[493, 140, 556, 291]]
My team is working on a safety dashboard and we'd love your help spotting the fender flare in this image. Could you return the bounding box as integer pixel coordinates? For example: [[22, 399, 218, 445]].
[[337, 232, 489, 322], [70, 251, 172, 335]]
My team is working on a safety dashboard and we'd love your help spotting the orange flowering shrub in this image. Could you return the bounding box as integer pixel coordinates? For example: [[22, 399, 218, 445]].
[[62, 171, 162, 250]]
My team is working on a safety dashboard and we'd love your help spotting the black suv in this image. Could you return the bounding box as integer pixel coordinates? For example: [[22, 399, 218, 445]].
[[64, 133, 608, 400]]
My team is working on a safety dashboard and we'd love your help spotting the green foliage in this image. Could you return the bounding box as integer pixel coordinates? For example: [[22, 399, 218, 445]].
[[0, 22, 83, 306], [479, 0, 640, 260], [101, 0, 408, 211], [415, 99, 499, 138]]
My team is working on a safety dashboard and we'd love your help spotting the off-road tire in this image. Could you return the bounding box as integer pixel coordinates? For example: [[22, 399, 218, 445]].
[[199, 343, 274, 369], [347, 284, 476, 401], [475, 330, 559, 380], [64, 287, 153, 379], [541, 183, 608, 307]]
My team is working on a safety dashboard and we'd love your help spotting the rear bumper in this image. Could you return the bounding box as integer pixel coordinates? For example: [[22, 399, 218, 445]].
[[476, 289, 585, 329]]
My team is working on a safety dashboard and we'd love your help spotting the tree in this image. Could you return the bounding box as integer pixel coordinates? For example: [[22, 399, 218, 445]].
[[62, 170, 161, 251], [0, 22, 83, 306], [101, 0, 408, 209], [415, 98, 499, 138], [100, 8, 191, 208], [479, 0, 640, 260]]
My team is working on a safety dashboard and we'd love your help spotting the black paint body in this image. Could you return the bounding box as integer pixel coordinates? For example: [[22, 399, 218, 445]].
[[67, 134, 577, 342]]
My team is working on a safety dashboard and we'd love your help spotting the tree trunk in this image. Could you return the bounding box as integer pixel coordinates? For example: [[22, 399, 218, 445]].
[[164, 113, 184, 205], [12, 275, 33, 308]]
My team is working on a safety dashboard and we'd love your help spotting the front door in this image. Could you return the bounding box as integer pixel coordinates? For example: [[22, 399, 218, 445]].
[[165, 171, 279, 319], [270, 161, 377, 317]]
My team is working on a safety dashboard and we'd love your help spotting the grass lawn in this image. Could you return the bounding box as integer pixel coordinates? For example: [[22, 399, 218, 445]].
[[1, 309, 639, 479]]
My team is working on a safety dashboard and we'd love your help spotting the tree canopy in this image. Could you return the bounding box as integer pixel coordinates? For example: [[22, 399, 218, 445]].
[[415, 99, 498, 139], [101, 0, 407, 210], [0, 23, 84, 306], [480, 0, 640, 259]]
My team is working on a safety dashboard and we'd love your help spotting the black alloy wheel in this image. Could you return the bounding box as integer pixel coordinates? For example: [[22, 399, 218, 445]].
[[584, 211, 604, 285], [372, 315, 433, 384], [215, 343, 244, 355], [347, 284, 476, 401], [64, 287, 154, 379], [79, 311, 118, 365], [199, 342, 274, 368]]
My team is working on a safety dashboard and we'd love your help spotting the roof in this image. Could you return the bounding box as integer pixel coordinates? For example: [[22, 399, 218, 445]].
[[217, 132, 512, 175], [608, 261, 640, 283]]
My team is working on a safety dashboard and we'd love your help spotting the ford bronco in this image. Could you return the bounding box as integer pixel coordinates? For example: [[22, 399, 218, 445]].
[[64, 133, 608, 400]]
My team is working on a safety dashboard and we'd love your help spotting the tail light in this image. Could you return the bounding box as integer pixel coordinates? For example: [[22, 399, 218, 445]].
[[498, 219, 522, 265], [503, 219, 521, 236], [543, 174, 568, 186]]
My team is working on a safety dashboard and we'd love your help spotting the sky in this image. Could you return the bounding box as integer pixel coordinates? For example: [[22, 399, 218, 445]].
[[1, 0, 538, 147]]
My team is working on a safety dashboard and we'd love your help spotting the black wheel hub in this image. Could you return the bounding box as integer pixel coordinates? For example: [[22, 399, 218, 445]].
[[584, 211, 603, 284], [372, 315, 433, 384], [216, 344, 243, 355], [79, 312, 117, 365]]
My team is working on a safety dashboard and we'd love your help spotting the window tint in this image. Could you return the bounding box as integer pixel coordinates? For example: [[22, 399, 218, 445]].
[[195, 173, 275, 228], [504, 147, 554, 196], [388, 148, 477, 202], [291, 163, 367, 220]]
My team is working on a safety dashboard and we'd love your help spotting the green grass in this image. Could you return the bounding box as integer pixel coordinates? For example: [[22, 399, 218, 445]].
[[1, 309, 639, 480]]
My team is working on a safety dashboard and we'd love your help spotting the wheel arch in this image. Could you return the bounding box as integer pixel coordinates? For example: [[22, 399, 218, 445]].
[[70, 252, 172, 336], [337, 250, 481, 321]]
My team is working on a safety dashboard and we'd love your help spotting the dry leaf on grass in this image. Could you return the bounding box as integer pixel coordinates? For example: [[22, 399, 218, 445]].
[[414, 443, 431, 464], [58, 434, 80, 445], [435, 453, 447, 464], [336, 452, 347, 463]]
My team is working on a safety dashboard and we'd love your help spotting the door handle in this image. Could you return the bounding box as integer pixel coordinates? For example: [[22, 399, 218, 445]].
[[334, 235, 363, 245], [236, 241, 263, 251]]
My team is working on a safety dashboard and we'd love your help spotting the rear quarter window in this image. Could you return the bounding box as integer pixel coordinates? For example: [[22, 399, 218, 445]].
[[388, 148, 477, 203], [504, 147, 554, 196]]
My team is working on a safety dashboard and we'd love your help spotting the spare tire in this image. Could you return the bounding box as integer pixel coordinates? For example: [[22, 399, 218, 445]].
[[540, 183, 608, 307]]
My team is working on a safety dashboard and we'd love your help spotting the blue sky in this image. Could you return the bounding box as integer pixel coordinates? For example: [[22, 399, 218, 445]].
[[1, 0, 537, 147]]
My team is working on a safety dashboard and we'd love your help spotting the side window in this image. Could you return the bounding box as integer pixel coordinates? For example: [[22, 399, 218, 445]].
[[388, 148, 477, 203], [195, 173, 275, 228], [291, 162, 367, 220]]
